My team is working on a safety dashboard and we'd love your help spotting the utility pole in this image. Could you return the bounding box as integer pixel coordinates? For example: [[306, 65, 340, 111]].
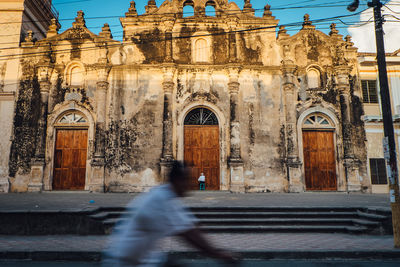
[[348, 0, 400, 247]]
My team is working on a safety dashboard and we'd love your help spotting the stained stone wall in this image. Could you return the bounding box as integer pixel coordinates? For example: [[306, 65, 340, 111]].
[[0, 0, 370, 193]]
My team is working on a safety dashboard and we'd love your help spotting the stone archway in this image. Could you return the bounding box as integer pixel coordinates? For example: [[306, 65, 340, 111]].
[[302, 113, 337, 191], [184, 107, 220, 190], [52, 111, 89, 190]]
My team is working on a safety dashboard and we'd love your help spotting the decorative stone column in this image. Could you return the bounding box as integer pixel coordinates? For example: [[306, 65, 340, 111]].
[[29, 66, 52, 192], [281, 57, 303, 192], [163, 20, 174, 63], [90, 66, 110, 192], [335, 49, 361, 191], [160, 67, 175, 182], [226, 19, 238, 63], [228, 68, 244, 193]]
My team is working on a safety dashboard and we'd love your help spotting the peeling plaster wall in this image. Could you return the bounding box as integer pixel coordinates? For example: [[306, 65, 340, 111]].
[[104, 68, 164, 192]]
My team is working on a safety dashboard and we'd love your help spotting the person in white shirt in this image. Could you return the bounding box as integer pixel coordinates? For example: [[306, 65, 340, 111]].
[[198, 173, 205, 190], [103, 161, 237, 266]]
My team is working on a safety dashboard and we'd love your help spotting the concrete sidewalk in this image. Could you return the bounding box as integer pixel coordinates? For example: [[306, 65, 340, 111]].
[[0, 191, 391, 211], [0, 233, 398, 261]]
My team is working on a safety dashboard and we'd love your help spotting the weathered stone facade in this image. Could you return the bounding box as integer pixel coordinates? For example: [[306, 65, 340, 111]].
[[0, 0, 370, 193]]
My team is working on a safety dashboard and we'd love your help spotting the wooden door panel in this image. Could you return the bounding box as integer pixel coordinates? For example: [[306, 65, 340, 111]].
[[184, 126, 219, 190], [54, 150, 62, 168], [53, 129, 87, 190], [55, 131, 64, 149], [303, 131, 336, 191], [62, 149, 72, 168]]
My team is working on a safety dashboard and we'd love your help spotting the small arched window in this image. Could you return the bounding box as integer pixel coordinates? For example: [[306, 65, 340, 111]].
[[57, 111, 87, 125], [70, 66, 83, 87], [303, 113, 333, 129], [205, 1, 216, 16], [307, 68, 320, 89], [194, 38, 208, 62], [184, 108, 218, 125], [183, 1, 194, 17]]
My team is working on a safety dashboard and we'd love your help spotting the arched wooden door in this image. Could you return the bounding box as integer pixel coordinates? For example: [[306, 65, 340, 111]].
[[53, 112, 88, 190], [302, 114, 337, 191], [184, 108, 220, 190]]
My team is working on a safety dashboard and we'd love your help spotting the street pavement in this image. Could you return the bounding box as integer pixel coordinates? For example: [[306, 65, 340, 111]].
[[0, 233, 395, 253], [0, 191, 391, 211], [2, 260, 400, 267]]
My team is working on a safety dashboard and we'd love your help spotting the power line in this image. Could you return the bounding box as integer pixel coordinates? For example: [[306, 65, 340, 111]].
[[0, 16, 379, 49], [0, 9, 369, 61], [0, 1, 374, 25]]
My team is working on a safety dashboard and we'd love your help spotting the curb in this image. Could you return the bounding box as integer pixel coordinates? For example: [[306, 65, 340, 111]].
[[2, 250, 400, 261]]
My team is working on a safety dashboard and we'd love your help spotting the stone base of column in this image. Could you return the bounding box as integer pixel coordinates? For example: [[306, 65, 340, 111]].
[[287, 159, 304, 193], [89, 157, 105, 192], [28, 159, 45, 192], [345, 158, 362, 192], [229, 158, 245, 193], [0, 177, 9, 193], [160, 158, 174, 183]]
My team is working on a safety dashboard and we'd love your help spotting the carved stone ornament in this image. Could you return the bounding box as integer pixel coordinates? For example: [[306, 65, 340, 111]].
[[243, 1, 255, 16], [263, 4, 272, 17], [65, 89, 83, 102], [39, 81, 51, 94], [283, 84, 295, 92], [278, 26, 289, 38], [345, 35, 354, 48], [228, 81, 240, 93], [97, 67, 111, 82], [46, 18, 58, 39], [99, 23, 112, 39], [25, 30, 33, 42], [22, 30, 34, 47], [126, 1, 138, 16], [38, 66, 53, 82], [329, 23, 339, 36], [145, 0, 157, 13], [303, 14, 312, 26], [96, 81, 109, 91], [163, 81, 174, 93], [302, 14, 315, 29], [334, 45, 348, 66], [72, 10, 86, 28]]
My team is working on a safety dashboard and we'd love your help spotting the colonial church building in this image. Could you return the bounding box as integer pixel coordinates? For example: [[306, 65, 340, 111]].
[[0, 0, 370, 193]]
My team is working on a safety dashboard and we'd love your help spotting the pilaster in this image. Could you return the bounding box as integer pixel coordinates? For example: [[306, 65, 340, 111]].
[[281, 58, 303, 192], [228, 67, 244, 193], [163, 20, 174, 63], [89, 66, 110, 192], [29, 65, 52, 192], [160, 67, 175, 181], [335, 50, 361, 191]]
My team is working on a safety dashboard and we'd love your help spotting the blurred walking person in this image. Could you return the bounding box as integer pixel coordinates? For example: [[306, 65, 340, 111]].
[[102, 161, 237, 266]]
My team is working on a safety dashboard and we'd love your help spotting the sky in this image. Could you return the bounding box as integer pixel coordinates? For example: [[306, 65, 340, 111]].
[[51, 0, 399, 52]]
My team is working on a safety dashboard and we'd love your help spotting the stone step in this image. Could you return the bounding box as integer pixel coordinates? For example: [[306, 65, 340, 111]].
[[357, 211, 387, 221], [193, 211, 359, 218], [197, 225, 368, 234], [91, 211, 363, 221], [106, 220, 368, 234], [103, 217, 374, 229], [91, 207, 391, 235], [197, 218, 376, 226], [188, 207, 362, 212]]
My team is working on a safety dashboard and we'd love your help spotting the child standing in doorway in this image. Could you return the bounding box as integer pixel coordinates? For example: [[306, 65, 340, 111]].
[[198, 173, 205, 190]]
